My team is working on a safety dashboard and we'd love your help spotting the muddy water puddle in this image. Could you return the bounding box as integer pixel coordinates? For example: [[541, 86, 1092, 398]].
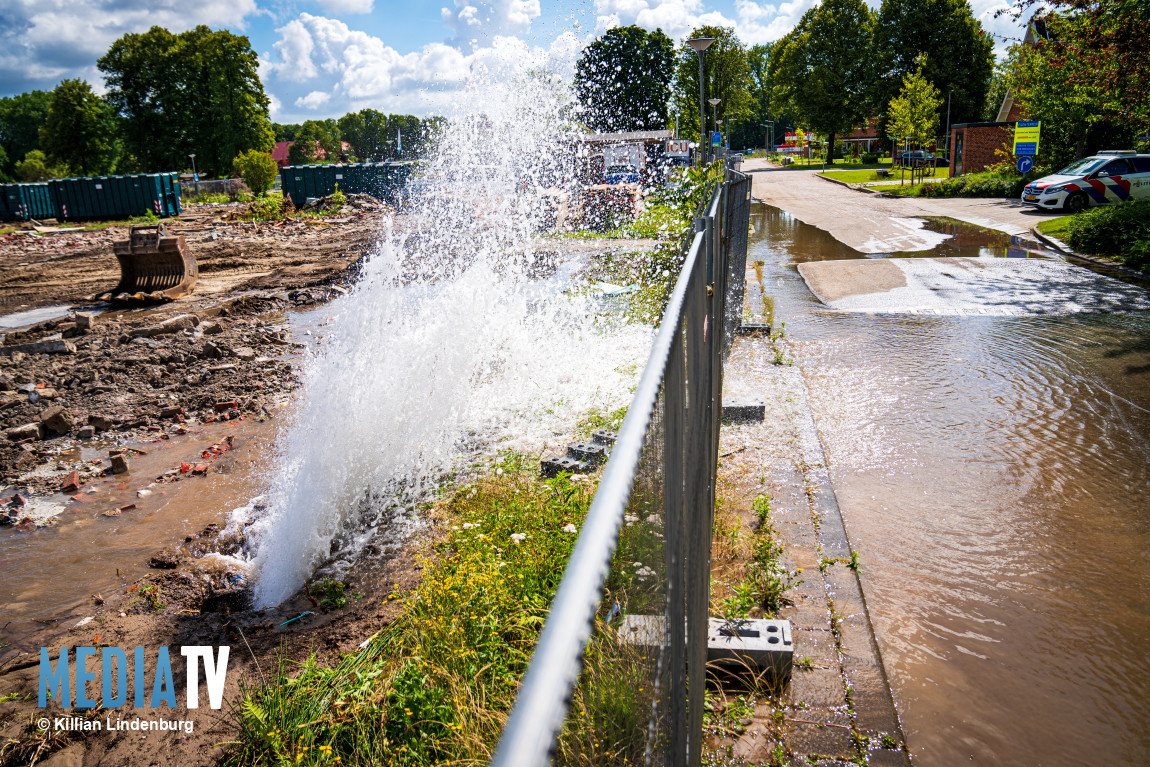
[[0, 418, 277, 655], [752, 204, 1150, 764]]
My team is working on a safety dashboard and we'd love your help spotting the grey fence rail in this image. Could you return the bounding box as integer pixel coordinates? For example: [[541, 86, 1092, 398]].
[[491, 169, 752, 767]]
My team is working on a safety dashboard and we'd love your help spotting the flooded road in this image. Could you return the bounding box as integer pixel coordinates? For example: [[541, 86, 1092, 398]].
[[750, 205, 1150, 764]]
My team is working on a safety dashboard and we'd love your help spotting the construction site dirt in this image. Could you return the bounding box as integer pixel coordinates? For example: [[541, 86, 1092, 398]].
[[0, 199, 661, 767]]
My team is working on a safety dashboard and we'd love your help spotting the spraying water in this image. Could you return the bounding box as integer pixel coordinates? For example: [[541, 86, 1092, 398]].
[[247, 63, 652, 607]]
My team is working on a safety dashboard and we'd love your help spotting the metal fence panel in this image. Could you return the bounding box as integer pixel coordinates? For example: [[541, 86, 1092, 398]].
[[492, 169, 750, 767]]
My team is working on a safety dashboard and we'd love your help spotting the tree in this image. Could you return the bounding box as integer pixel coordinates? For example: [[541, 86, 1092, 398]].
[[39, 79, 115, 177], [0, 91, 52, 178], [287, 131, 319, 165], [233, 149, 278, 196], [1001, 0, 1150, 130], [769, 0, 874, 162], [871, 0, 994, 135], [99, 26, 274, 176], [299, 119, 341, 160], [273, 123, 300, 142], [15, 150, 70, 182], [1005, 14, 1136, 165], [887, 55, 943, 181], [672, 26, 753, 143], [982, 62, 1011, 122], [574, 26, 675, 132]]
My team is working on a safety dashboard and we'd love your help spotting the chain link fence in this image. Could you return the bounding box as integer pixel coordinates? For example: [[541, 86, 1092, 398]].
[[491, 169, 752, 767]]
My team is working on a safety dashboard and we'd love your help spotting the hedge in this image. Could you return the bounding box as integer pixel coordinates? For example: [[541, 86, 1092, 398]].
[[1067, 200, 1150, 271], [918, 172, 1027, 199]]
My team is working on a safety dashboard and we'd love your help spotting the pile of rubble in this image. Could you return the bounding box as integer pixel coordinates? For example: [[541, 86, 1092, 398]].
[[0, 292, 315, 506]]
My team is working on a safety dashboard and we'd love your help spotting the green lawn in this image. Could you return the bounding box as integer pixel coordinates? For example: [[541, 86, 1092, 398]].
[[821, 166, 950, 184], [1036, 215, 1073, 242]]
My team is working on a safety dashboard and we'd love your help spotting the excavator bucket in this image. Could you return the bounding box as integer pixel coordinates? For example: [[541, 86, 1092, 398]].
[[104, 223, 198, 302]]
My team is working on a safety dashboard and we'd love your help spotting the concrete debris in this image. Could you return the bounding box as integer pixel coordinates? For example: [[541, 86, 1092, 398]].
[[40, 404, 74, 434]]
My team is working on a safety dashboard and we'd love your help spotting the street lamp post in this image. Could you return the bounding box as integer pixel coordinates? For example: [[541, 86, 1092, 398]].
[[188, 154, 199, 196], [762, 121, 775, 154], [708, 98, 721, 162], [686, 37, 716, 166]]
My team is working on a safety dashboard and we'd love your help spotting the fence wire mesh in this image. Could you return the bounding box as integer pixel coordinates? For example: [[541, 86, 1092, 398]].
[[492, 169, 751, 767]]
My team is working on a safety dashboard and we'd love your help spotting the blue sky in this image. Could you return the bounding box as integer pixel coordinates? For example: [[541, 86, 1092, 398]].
[[0, 0, 1023, 122]]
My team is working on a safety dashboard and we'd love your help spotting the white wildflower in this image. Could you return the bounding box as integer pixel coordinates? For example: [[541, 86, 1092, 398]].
[[562, 524, 577, 534]]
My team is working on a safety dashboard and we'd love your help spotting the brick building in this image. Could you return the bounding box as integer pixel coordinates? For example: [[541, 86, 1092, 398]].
[[948, 122, 1013, 175], [949, 20, 1046, 176]]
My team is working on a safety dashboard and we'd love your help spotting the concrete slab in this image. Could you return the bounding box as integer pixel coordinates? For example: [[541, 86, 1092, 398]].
[[798, 257, 1150, 316]]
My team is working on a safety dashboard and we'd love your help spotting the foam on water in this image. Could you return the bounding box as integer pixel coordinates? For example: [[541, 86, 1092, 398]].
[[246, 60, 652, 607]]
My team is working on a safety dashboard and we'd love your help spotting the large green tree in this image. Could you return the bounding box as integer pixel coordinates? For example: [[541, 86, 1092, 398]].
[[672, 26, 753, 143], [1002, 0, 1149, 131], [574, 26, 675, 132], [0, 91, 52, 179], [769, 0, 875, 159], [99, 26, 273, 176], [1005, 14, 1139, 165], [871, 0, 993, 134], [39, 79, 116, 177]]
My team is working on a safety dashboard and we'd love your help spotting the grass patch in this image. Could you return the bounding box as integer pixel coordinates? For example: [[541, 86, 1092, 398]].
[[713, 493, 798, 620], [823, 166, 948, 185], [228, 452, 667, 766], [1036, 215, 1073, 242]]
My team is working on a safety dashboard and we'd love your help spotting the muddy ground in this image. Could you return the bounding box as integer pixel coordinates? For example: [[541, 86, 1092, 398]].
[[0, 199, 658, 767]]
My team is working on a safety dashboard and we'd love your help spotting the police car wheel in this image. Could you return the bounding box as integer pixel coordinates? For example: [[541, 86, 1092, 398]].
[[1064, 192, 1087, 214]]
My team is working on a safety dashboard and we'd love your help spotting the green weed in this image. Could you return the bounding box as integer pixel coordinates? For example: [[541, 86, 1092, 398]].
[[228, 458, 601, 766]]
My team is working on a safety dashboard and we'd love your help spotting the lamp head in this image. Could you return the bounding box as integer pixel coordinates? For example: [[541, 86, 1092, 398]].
[[708, 98, 721, 107], [686, 37, 716, 52]]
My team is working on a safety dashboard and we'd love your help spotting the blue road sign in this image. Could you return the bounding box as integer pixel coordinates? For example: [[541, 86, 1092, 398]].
[[1016, 156, 1034, 174]]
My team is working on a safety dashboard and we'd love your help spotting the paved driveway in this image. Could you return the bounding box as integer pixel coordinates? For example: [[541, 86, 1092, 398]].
[[743, 159, 1055, 253]]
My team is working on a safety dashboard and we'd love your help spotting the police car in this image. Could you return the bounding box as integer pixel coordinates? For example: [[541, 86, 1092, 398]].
[[1022, 150, 1150, 213]]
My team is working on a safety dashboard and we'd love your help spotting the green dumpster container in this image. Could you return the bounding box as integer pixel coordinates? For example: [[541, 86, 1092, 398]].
[[1, 182, 56, 221]]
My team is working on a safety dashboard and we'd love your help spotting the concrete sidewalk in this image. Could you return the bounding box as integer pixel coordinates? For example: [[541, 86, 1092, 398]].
[[743, 158, 1054, 253]]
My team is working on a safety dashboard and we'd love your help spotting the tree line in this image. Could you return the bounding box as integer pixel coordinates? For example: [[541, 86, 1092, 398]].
[[572, 1, 996, 158], [272, 112, 443, 167], [0, 25, 441, 184]]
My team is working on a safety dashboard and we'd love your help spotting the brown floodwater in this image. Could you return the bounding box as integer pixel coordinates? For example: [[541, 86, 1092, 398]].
[[750, 204, 1150, 764], [0, 418, 275, 656]]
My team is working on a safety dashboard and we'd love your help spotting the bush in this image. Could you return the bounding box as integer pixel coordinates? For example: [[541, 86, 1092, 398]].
[[1067, 201, 1150, 269], [15, 150, 69, 182], [232, 149, 278, 197], [918, 172, 1027, 199], [860, 152, 879, 165], [243, 195, 284, 221]]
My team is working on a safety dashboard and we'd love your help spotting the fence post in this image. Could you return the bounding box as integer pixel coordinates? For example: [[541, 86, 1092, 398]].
[[664, 318, 687, 767]]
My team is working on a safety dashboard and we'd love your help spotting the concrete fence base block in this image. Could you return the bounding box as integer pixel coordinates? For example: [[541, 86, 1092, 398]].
[[618, 614, 794, 677], [723, 400, 766, 423], [735, 323, 772, 337], [567, 441, 608, 465], [540, 455, 590, 479]]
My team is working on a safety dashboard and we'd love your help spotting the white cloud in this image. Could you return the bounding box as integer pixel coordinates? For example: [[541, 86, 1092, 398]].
[[593, 0, 733, 41], [317, 0, 374, 13], [263, 13, 580, 121], [0, 0, 260, 93], [295, 90, 332, 109], [441, 0, 542, 49], [731, 0, 819, 44]]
